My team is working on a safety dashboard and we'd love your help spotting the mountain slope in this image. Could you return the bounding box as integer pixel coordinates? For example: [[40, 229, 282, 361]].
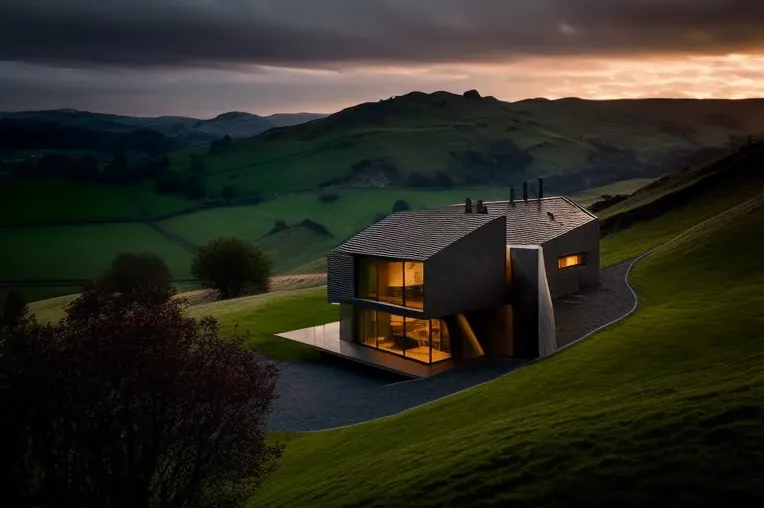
[[169, 92, 764, 198], [0, 109, 326, 149], [249, 176, 764, 508]]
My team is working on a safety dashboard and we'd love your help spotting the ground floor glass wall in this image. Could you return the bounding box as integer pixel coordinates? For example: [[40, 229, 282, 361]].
[[355, 309, 451, 364]]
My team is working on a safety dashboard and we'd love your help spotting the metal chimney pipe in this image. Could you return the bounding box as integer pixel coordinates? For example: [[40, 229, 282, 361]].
[[523, 182, 528, 202], [538, 177, 544, 200], [464, 197, 473, 214], [477, 199, 484, 214], [509, 187, 515, 204]]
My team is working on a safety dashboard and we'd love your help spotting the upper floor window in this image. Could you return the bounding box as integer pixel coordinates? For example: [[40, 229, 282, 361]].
[[558, 253, 587, 269], [357, 257, 424, 309]]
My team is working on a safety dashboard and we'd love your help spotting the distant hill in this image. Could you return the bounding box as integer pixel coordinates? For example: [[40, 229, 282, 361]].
[[0, 109, 327, 150], [168, 91, 764, 198]]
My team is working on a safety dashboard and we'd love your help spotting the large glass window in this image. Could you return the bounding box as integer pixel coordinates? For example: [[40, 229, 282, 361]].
[[403, 261, 424, 309], [356, 257, 423, 309], [358, 257, 378, 299], [354, 309, 450, 364]]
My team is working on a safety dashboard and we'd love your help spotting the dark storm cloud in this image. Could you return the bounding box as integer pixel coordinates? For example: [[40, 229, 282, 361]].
[[0, 0, 762, 68]]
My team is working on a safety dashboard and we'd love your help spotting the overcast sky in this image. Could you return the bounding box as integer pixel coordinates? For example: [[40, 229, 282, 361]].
[[1, 0, 762, 117]]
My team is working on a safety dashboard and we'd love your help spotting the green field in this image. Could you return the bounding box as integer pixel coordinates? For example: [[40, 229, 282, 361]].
[[0, 179, 192, 224], [248, 180, 764, 508], [0, 223, 193, 281], [159, 187, 508, 247]]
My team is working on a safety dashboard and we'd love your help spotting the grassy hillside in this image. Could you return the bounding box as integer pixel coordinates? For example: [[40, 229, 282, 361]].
[[0, 223, 193, 281], [249, 181, 764, 508], [0, 179, 192, 224], [168, 94, 764, 198], [600, 141, 764, 266]]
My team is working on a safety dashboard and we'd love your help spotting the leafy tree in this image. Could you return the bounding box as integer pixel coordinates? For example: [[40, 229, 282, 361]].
[[154, 171, 185, 194], [221, 184, 238, 204], [1, 290, 29, 329], [318, 192, 339, 203], [0, 286, 282, 508], [97, 253, 175, 305], [76, 154, 100, 181], [184, 175, 207, 200], [392, 199, 411, 213], [192, 237, 272, 299]]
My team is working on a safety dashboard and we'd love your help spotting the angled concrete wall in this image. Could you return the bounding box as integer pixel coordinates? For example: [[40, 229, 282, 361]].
[[510, 246, 557, 359], [425, 215, 508, 317], [541, 220, 600, 299]]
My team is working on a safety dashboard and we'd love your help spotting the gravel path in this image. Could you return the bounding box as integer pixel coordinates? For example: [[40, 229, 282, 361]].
[[268, 259, 635, 432]]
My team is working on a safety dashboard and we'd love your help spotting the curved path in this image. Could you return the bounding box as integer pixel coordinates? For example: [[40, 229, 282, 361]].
[[267, 259, 639, 432]]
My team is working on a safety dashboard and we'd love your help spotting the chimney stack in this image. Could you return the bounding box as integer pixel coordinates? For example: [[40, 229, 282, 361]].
[[538, 177, 544, 200], [477, 199, 485, 214], [523, 182, 528, 202], [509, 186, 515, 205], [464, 197, 473, 214]]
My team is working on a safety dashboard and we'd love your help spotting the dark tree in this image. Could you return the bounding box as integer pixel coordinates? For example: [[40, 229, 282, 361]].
[[221, 184, 238, 204], [0, 287, 282, 508], [97, 253, 175, 305], [270, 219, 288, 234], [192, 237, 272, 299], [184, 175, 207, 200], [154, 171, 185, 194], [433, 170, 455, 188], [0, 290, 29, 329], [318, 192, 340, 203], [76, 154, 100, 181], [103, 153, 129, 185], [392, 199, 411, 213]]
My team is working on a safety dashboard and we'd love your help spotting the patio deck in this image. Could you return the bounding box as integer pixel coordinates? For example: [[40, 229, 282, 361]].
[[276, 322, 455, 378]]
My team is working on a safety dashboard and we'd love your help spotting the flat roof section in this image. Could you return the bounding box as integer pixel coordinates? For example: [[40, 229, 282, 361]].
[[276, 322, 455, 378]]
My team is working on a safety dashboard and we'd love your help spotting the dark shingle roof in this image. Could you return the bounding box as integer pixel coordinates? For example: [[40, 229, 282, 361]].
[[479, 197, 598, 245], [334, 208, 503, 261]]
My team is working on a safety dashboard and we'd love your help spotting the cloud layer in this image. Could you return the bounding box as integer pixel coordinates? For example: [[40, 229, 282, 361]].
[[1, 0, 763, 67]]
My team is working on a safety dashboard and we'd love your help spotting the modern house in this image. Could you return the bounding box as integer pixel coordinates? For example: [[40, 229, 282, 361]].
[[278, 180, 600, 377]]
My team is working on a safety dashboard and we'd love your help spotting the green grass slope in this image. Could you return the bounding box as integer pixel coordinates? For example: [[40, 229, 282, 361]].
[[600, 141, 764, 266], [168, 94, 764, 198], [0, 179, 192, 224], [250, 184, 764, 508], [0, 223, 193, 281]]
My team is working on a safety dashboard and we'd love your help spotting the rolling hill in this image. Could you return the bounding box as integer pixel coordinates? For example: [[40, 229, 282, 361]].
[[26, 138, 764, 506], [166, 92, 764, 198], [0, 109, 326, 150]]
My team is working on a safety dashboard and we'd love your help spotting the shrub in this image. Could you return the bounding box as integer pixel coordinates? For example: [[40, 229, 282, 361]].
[[392, 199, 411, 213], [154, 171, 185, 194], [318, 192, 340, 203], [192, 237, 272, 299], [0, 290, 29, 329], [221, 184, 238, 204], [97, 253, 175, 305], [270, 220, 289, 234], [184, 176, 207, 200], [0, 287, 282, 508]]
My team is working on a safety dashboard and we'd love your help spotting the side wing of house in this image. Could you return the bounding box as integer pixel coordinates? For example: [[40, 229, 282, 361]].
[[541, 219, 600, 300]]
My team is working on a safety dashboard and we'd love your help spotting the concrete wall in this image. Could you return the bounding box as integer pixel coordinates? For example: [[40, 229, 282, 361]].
[[339, 303, 354, 343], [541, 220, 600, 300], [509, 246, 557, 359], [425, 216, 508, 317]]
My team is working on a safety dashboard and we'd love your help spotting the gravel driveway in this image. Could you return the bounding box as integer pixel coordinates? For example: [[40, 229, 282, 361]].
[[268, 260, 635, 432]]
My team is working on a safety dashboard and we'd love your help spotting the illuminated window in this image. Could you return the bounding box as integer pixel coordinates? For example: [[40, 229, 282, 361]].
[[356, 257, 424, 309], [558, 253, 587, 269], [354, 309, 450, 364]]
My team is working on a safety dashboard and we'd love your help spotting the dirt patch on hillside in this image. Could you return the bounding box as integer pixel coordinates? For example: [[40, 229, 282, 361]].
[[176, 273, 327, 307]]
